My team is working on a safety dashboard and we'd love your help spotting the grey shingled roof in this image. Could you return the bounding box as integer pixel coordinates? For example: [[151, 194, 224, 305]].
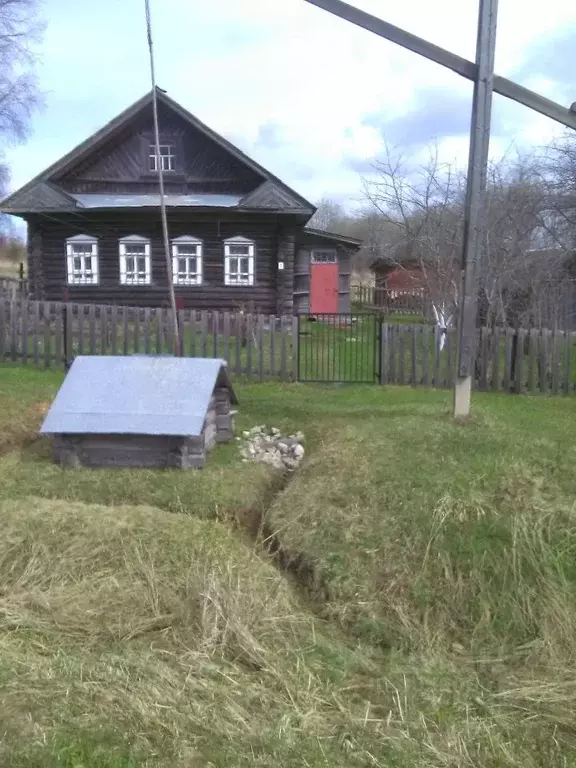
[[40, 356, 238, 437]]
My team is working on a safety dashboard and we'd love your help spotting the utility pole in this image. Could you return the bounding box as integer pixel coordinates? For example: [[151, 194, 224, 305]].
[[454, 0, 497, 417], [302, 0, 576, 416], [144, 0, 180, 356]]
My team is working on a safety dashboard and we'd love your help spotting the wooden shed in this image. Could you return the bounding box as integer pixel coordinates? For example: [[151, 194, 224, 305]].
[[40, 356, 237, 469]]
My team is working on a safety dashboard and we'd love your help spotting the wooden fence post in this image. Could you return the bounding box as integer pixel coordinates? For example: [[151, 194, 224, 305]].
[[379, 322, 389, 384], [0, 300, 5, 363], [563, 331, 573, 394], [292, 316, 299, 381], [62, 304, 70, 370], [514, 329, 526, 394]]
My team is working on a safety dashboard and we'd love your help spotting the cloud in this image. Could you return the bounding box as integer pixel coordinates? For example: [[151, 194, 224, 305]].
[[255, 122, 285, 150], [364, 86, 474, 148], [512, 25, 576, 98], [3, 0, 576, 216]]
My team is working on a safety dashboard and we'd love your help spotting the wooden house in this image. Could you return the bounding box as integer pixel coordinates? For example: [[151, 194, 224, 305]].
[[1, 89, 361, 315], [40, 356, 237, 469]]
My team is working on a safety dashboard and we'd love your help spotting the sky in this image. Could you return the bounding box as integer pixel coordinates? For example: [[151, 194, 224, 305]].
[[4, 0, 576, 213]]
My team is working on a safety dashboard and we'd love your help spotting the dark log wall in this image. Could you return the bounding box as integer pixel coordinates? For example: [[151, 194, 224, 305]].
[[27, 219, 43, 299], [53, 434, 208, 469], [57, 103, 262, 195], [27, 211, 297, 313], [276, 231, 296, 315]]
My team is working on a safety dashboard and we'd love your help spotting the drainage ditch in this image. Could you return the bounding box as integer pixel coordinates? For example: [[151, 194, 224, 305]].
[[233, 467, 331, 608]]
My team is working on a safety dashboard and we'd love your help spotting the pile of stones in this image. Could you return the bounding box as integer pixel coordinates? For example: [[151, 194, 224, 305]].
[[238, 425, 305, 471]]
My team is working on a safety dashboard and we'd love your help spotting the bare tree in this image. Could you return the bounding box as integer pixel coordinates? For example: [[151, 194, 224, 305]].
[[535, 135, 576, 250], [308, 196, 347, 232], [480, 157, 554, 326], [362, 144, 572, 333], [363, 146, 464, 334], [0, 0, 43, 232]]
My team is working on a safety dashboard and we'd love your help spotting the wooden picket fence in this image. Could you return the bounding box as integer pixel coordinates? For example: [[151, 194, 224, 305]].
[[0, 276, 27, 301], [380, 323, 576, 394], [353, 285, 430, 317], [0, 299, 296, 380], [2, 298, 576, 394]]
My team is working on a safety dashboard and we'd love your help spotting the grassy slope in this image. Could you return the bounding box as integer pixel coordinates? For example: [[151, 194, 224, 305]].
[[267, 387, 576, 765], [1, 366, 576, 765], [0, 499, 384, 767]]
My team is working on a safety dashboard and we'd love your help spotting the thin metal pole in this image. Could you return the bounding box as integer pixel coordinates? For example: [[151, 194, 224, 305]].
[[453, 0, 498, 417], [144, 0, 180, 355]]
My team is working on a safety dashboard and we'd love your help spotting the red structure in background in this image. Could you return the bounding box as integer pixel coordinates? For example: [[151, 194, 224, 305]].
[[384, 267, 426, 294]]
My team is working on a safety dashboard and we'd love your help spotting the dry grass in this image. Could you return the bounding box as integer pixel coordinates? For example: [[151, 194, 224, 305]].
[[3, 498, 573, 768], [0, 498, 390, 767], [1, 370, 576, 764]]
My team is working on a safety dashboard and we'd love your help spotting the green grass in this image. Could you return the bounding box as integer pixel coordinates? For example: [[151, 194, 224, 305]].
[[1, 366, 576, 764], [0, 366, 62, 453], [297, 315, 380, 382]]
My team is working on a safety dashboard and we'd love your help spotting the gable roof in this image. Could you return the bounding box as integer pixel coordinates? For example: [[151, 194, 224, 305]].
[[1, 88, 315, 216], [40, 355, 238, 437], [239, 180, 309, 211], [301, 227, 363, 249]]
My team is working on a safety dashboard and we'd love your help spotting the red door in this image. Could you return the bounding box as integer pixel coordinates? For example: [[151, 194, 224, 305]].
[[310, 263, 339, 314]]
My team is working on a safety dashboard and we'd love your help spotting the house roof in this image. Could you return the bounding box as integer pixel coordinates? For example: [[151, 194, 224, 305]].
[[302, 227, 363, 249], [1, 88, 315, 216], [40, 355, 238, 438]]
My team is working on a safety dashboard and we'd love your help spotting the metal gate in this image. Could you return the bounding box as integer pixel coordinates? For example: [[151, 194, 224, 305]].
[[296, 313, 381, 383]]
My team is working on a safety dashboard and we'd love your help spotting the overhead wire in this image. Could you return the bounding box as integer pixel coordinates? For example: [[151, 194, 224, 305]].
[[144, 0, 180, 354]]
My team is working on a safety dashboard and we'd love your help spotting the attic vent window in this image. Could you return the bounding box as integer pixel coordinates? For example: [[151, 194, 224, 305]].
[[224, 238, 255, 287], [119, 236, 151, 285], [66, 236, 98, 285], [149, 143, 175, 172]]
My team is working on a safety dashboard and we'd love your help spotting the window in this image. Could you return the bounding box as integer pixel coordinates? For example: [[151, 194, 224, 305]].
[[172, 236, 203, 285], [224, 237, 255, 286], [149, 143, 175, 172], [66, 235, 98, 285], [119, 236, 151, 285], [311, 249, 337, 264]]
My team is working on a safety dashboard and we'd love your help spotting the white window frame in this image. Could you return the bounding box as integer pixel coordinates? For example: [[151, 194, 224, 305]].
[[66, 235, 99, 285], [119, 235, 151, 285], [171, 236, 203, 286], [149, 143, 175, 172], [224, 236, 255, 287], [311, 249, 337, 264]]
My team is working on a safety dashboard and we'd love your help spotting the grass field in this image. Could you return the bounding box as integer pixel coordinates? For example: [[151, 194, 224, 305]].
[[0, 365, 576, 765]]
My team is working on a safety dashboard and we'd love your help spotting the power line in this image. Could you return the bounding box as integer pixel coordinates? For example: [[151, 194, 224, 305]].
[[144, 0, 180, 355]]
